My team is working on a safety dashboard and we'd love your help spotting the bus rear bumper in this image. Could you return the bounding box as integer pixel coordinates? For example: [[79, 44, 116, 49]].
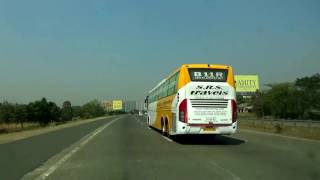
[[171, 122, 237, 135]]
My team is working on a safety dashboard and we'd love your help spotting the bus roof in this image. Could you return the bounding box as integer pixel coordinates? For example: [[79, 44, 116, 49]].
[[181, 64, 231, 69], [147, 64, 233, 94], [148, 79, 166, 94]]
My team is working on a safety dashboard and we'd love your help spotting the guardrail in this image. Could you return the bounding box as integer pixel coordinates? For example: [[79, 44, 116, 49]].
[[239, 118, 320, 128]]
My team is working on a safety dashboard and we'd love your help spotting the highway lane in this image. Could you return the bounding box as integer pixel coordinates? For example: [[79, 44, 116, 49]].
[[21, 115, 320, 180], [0, 117, 119, 180]]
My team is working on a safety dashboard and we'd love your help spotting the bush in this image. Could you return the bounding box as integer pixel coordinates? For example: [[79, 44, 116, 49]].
[[0, 98, 106, 131], [252, 73, 320, 120], [80, 100, 105, 118]]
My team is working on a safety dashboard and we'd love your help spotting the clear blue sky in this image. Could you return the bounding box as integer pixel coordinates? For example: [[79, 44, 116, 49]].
[[0, 0, 319, 105]]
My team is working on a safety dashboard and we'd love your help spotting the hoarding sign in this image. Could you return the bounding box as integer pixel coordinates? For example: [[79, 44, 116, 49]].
[[112, 100, 123, 111], [235, 75, 260, 93]]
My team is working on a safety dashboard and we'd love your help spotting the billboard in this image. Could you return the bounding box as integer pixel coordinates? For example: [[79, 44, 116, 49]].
[[235, 75, 260, 93], [112, 100, 123, 111]]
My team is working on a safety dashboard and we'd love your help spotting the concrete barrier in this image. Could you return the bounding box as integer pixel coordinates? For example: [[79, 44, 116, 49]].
[[238, 118, 320, 140]]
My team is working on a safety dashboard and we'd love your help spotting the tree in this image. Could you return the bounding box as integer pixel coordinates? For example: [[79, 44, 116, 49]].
[[61, 101, 73, 122], [252, 81, 310, 120], [237, 95, 245, 104], [0, 101, 14, 124], [13, 104, 28, 128], [80, 100, 105, 118], [267, 83, 298, 119], [252, 91, 264, 118], [72, 106, 81, 118], [48, 102, 61, 123], [27, 102, 36, 123], [29, 98, 52, 126], [295, 73, 320, 114]]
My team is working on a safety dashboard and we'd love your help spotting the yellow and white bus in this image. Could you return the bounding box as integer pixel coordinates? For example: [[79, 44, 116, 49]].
[[145, 64, 237, 136]]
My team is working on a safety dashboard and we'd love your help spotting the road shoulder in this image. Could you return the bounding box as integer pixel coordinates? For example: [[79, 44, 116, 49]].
[[0, 116, 113, 144], [21, 116, 123, 180]]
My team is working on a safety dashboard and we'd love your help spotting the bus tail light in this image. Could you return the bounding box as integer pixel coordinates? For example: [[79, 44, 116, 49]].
[[179, 99, 188, 123], [232, 100, 237, 123]]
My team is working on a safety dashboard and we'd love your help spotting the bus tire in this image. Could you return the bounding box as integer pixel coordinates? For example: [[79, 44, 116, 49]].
[[165, 119, 170, 137], [147, 116, 150, 127], [210, 134, 216, 141], [161, 118, 166, 136]]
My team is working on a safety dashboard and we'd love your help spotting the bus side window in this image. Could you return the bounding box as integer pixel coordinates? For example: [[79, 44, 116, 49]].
[[160, 84, 164, 98], [174, 72, 179, 93], [168, 75, 175, 96], [163, 80, 169, 97]]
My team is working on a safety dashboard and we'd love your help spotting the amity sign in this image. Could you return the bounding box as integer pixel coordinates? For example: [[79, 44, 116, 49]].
[[234, 75, 260, 93], [112, 100, 123, 111]]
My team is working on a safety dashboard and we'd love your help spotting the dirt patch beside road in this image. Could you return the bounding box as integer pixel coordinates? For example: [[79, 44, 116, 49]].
[[0, 116, 113, 144]]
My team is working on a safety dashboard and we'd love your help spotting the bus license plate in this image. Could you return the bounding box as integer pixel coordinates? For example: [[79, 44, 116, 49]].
[[203, 127, 216, 132]]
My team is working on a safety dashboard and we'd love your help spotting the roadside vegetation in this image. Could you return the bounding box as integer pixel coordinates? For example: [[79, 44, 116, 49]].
[[0, 98, 106, 134], [239, 73, 320, 120]]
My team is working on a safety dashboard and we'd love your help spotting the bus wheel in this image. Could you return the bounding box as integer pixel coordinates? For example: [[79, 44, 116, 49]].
[[161, 121, 166, 136], [165, 120, 170, 137]]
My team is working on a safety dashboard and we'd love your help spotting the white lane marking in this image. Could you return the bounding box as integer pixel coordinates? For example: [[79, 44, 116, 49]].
[[132, 115, 147, 127], [132, 115, 172, 142], [162, 136, 173, 142], [30, 117, 122, 180], [208, 161, 243, 180], [240, 129, 320, 143]]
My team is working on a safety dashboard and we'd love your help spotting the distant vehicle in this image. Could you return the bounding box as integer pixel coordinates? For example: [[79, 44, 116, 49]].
[[139, 111, 143, 116], [145, 64, 237, 137]]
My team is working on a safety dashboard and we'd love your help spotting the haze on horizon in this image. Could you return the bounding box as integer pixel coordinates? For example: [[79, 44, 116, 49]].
[[0, 0, 319, 105]]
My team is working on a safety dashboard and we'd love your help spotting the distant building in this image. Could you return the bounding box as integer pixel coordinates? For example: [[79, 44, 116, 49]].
[[101, 100, 113, 112], [238, 103, 253, 113], [124, 101, 137, 112], [136, 101, 144, 111]]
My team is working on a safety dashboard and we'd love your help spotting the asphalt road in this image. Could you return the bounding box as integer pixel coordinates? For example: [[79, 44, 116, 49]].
[[0, 117, 115, 180], [1, 115, 320, 180]]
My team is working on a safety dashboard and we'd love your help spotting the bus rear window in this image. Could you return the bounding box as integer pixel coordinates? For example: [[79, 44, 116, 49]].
[[188, 68, 228, 82]]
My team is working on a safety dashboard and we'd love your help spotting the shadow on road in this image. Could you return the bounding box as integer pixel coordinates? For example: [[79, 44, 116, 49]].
[[172, 135, 245, 146], [148, 126, 245, 146]]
